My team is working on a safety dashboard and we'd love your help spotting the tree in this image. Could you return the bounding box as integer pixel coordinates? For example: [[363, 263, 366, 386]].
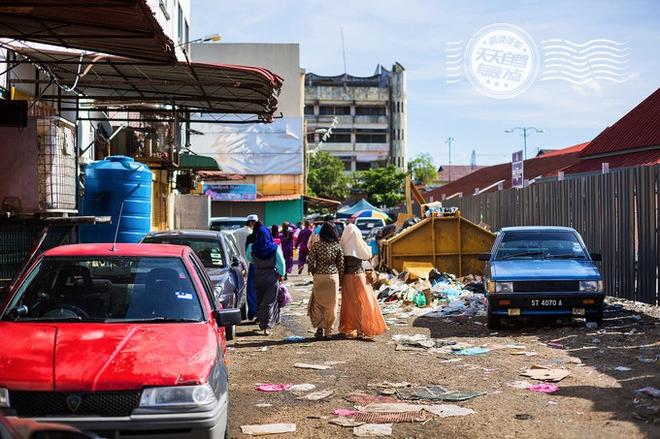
[[307, 151, 350, 201], [408, 153, 436, 185], [353, 165, 406, 207]]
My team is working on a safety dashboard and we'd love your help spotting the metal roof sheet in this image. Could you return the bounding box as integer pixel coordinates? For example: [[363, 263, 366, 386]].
[[564, 149, 660, 174], [0, 0, 177, 63]]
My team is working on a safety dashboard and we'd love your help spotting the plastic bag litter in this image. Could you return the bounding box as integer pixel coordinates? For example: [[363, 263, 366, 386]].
[[452, 346, 489, 356], [255, 384, 292, 392], [636, 386, 660, 398], [528, 383, 560, 394]]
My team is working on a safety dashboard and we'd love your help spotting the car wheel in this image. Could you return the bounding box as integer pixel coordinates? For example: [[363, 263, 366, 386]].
[[240, 300, 248, 321], [225, 325, 236, 341], [487, 309, 501, 330], [586, 311, 603, 327]]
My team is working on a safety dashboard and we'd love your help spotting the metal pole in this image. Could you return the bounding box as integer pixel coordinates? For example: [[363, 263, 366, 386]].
[[523, 128, 527, 160]]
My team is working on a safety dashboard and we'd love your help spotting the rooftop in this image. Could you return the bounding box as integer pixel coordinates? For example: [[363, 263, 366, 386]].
[[305, 63, 402, 87]]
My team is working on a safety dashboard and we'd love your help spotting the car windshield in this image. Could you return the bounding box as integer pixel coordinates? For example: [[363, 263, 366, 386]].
[[210, 220, 244, 231], [495, 231, 587, 260], [2, 257, 204, 322], [142, 237, 225, 268], [356, 219, 384, 231]]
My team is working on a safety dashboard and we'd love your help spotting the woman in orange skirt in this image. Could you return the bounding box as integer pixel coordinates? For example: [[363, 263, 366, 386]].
[[339, 223, 387, 339]]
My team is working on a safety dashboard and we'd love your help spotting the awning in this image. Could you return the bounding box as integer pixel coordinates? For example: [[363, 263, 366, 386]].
[[179, 153, 220, 171], [6, 44, 283, 121], [303, 195, 341, 209], [0, 0, 176, 63]]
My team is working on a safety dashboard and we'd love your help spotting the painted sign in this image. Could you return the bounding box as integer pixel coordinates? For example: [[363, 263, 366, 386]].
[[203, 183, 257, 201], [512, 150, 524, 189]]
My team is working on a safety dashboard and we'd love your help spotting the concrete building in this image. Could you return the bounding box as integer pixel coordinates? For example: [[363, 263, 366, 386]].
[[148, 0, 191, 59], [191, 43, 305, 223], [305, 63, 407, 172]]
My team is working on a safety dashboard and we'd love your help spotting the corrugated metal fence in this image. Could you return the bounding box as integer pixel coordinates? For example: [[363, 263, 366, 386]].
[[445, 165, 659, 305]]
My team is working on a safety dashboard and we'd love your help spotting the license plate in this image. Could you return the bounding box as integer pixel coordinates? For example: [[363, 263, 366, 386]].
[[530, 299, 563, 307], [572, 308, 585, 316], [508, 308, 521, 316]]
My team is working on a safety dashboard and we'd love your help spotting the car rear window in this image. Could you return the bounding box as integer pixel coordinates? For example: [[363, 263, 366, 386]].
[[2, 257, 204, 322], [210, 220, 244, 231], [142, 237, 226, 268]]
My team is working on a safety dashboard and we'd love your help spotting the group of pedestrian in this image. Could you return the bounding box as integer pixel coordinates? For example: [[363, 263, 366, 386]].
[[233, 214, 386, 340]]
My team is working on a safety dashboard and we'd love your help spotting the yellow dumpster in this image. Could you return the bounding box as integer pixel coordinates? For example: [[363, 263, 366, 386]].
[[382, 211, 496, 276]]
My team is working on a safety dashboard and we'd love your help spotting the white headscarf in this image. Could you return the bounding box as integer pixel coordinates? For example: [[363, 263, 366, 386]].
[[340, 223, 372, 260]]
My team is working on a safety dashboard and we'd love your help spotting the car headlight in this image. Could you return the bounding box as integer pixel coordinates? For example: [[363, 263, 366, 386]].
[[139, 384, 217, 409], [580, 280, 603, 292], [495, 282, 513, 293], [0, 388, 9, 408]]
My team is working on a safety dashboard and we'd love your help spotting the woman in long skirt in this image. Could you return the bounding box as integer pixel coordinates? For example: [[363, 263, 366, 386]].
[[307, 222, 344, 339], [246, 223, 286, 335], [339, 223, 387, 339], [280, 221, 295, 276]]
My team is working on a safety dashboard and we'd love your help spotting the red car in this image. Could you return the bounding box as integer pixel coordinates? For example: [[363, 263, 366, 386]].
[[0, 244, 240, 438]]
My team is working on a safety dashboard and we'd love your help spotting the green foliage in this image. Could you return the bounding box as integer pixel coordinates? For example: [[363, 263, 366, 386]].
[[307, 151, 350, 201], [353, 165, 406, 207], [408, 153, 437, 185]]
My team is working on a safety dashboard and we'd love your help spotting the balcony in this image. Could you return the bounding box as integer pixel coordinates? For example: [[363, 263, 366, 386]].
[[354, 143, 389, 152]]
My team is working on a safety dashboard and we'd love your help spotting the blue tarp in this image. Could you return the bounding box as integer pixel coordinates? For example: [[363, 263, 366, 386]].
[[336, 199, 386, 218]]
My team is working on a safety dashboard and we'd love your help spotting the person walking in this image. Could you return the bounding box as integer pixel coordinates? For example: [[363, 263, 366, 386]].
[[245, 223, 286, 335], [295, 220, 313, 274], [270, 225, 282, 246], [306, 222, 344, 339], [235, 215, 258, 320], [280, 221, 294, 277], [339, 224, 387, 339]]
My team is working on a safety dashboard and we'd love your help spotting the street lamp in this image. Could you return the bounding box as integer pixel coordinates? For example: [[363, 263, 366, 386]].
[[505, 127, 544, 160], [445, 137, 455, 182]]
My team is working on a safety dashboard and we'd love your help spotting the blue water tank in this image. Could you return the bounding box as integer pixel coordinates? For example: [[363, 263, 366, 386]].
[[80, 156, 153, 243]]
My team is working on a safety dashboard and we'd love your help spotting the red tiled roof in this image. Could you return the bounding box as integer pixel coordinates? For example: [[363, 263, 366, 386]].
[[427, 152, 581, 199], [563, 150, 660, 174], [537, 142, 590, 157], [436, 165, 486, 183], [579, 88, 660, 157]]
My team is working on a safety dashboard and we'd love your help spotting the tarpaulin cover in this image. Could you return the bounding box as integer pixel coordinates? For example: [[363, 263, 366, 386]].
[[337, 199, 386, 218], [191, 118, 303, 175]]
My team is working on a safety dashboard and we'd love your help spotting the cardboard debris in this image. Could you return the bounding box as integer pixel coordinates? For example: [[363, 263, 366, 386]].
[[353, 423, 393, 437], [294, 362, 332, 370], [521, 365, 570, 382], [298, 389, 335, 401], [329, 417, 364, 427], [240, 423, 297, 436]]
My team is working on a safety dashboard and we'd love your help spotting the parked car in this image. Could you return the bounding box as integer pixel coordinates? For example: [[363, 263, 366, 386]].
[[354, 218, 386, 238], [142, 230, 247, 340], [480, 226, 604, 329], [209, 216, 246, 232], [313, 220, 345, 237], [0, 243, 240, 438], [1, 415, 98, 439]]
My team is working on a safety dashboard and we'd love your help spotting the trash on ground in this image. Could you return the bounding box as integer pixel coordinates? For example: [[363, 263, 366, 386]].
[[352, 411, 427, 423], [507, 380, 534, 390], [422, 404, 476, 417], [452, 346, 489, 356], [635, 386, 660, 398], [614, 366, 632, 372], [515, 414, 534, 420], [396, 385, 484, 401], [283, 335, 306, 343], [353, 423, 393, 437], [355, 403, 424, 413], [294, 362, 333, 370], [346, 393, 398, 405], [333, 408, 359, 417], [528, 383, 560, 394], [255, 403, 273, 407], [289, 383, 316, 393], [298, 389, 335, 401], [329, 417, 364, 427], [521, 365, 570, 382], [256, 384, 292, 392], [240, 423, 297, 436]]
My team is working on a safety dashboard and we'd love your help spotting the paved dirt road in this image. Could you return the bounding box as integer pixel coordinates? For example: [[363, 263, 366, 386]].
[[226, 274, 658, 438]]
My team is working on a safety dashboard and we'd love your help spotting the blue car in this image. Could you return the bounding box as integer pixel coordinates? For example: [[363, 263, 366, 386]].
[[480, 226, 604, 329]]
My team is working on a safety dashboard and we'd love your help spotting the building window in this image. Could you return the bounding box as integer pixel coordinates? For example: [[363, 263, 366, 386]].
[[325, 128, 351, 143], [356, 129, 387, 143], [177, 3, 183, 43], [401, 129, 404, 139], [356, 161, 371, 171], [304, 105, 314, 115], [306, 133, 315, 143], [355, 106, 386, 116], [318, 105, 350, 115]]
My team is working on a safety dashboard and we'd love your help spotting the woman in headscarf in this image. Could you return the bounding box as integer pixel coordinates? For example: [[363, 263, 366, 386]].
[[306, 222, 344, 339], [279, 221, 294, 277], [270, 225, 282, 246], [339, 223, 387, 339], [245, 222, 286, 335]]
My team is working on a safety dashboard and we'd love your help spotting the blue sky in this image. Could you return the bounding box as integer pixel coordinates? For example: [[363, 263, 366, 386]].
[[192, 0, 660, 166]]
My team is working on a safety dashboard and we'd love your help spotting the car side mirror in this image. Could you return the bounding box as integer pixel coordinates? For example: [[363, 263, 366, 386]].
[[478, 253, 491, 261], [590, 252, 602, 261], [214, 308, 241, 327]]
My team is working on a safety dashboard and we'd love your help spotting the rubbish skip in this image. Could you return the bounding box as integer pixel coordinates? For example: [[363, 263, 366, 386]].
[[353, 423, 393, 437], [240, 423, 297, 436], [528, 384, 560, 394], [521, 365, 570, 382]]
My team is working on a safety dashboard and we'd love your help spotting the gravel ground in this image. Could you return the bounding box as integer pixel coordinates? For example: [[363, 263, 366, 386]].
[[226, 274, 659, 438]]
